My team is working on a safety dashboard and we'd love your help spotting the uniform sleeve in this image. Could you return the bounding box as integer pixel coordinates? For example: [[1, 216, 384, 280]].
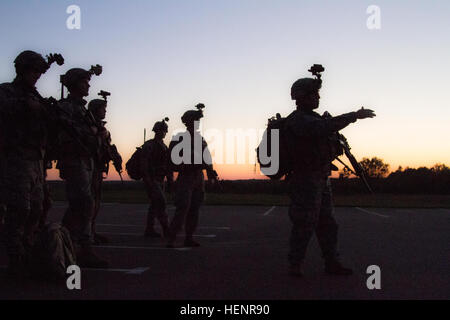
[[139, 142, 150, 178], [202, 138, 213, 167], [0, 86, 26, 117], [290, 112, 357, 137]]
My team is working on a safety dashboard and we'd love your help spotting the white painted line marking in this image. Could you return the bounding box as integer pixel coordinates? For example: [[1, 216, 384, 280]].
[[97, 223, 141, 227], [395, 209, 413, 213], [88, 267, 150, 274], [263, 206, 277, 216], [0, 265, 149, 275], [98, 232, 216, 238], [96, 245, 191, 251], [96, 223, 230, 230], [355, 207, 390, 218], [198, 226, 231, 230], [135, 206, 175, 213]]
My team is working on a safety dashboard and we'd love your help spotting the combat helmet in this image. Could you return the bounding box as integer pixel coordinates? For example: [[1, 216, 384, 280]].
[[88, 99, 106, 112], [61, 68, 92, 89], [88, 90, 110, 112], [152, 117, 169, 133], [14, 50, 49, 74], [290, 64, 325, 100], [60, 64, 102, 90], [181, 103, 205, 125]]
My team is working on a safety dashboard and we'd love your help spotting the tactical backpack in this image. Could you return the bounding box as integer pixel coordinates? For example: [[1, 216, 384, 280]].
[[256, 112, 294, 180], [30, 223, 77, 281], [126, 145, 144, 180]]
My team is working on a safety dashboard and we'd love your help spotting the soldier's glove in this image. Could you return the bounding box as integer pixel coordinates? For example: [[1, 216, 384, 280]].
[[355, 107, 376, 120]]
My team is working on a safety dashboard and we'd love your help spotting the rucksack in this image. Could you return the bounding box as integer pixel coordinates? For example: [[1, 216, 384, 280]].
[[256, 112, 294, 180], [30, 223, 77, 281], [126, 146, 144, 180]]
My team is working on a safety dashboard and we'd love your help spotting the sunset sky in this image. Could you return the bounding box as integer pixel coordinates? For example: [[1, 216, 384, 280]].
[[1, 0, 449, 180]]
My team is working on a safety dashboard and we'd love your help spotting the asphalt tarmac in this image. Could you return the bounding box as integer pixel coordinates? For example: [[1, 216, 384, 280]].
[[0, 203, 449, 300]]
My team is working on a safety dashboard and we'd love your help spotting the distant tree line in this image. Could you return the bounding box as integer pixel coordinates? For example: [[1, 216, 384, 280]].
[[48, 158, 450, 195]]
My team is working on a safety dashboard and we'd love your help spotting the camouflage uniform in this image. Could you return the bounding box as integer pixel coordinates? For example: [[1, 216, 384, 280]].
[[285, 108, 357, 267], [0, 78, 51, 269], [168, 130, 214, 246], [141, 138, 172, 237], [0, 132, 6, 232], [56, 95, 99, 247], [91, 114, 122, 243]]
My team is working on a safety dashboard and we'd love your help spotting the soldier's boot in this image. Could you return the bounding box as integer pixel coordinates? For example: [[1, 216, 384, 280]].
[[162, 226, 170, 239], [77, 246, 109, 269], [325, 259, 353, 276], [184, 236, 200, 247], [93, 232, 110, 244], [289, 262, 304, 277], [166, 235, 176, 248]]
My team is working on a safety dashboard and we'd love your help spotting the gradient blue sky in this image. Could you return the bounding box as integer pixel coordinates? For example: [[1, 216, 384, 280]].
[[1, 0, 449, 179]]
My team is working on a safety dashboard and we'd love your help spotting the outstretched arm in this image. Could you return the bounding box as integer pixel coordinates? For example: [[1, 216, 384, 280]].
[[292, 107, 376, 137]]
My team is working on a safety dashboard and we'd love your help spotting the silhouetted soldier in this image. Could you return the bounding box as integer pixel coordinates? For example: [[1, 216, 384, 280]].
[[0, 136, 6, 235], [167, 104, 218, 247], [285, 65, 375, 277], [141, 118, 172, 238], [0, 126, 6, 239], [0, 51, 56, 276], [56, 68, 108, 268], [87, 97, 122, 244]]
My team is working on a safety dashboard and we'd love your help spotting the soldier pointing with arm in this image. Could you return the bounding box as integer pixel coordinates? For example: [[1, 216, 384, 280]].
[[285, 64, 375, 277]]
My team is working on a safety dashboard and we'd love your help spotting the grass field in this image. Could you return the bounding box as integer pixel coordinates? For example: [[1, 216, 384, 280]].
[[49, 185, 450, 208]]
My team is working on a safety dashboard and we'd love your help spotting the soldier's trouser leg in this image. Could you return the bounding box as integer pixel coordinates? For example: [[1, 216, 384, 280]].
[[39, 181, 52, 228], [315, 179, 338, 262], [4, 160, 43, 266], [288, 175, 325, 266], [61, 166, 95, 246], [91, 171, 103, 235], [0, 157, 6, 229], [169, 180, 193, 238], [146, 181, 169, 232], [185, 185, 204, 239]]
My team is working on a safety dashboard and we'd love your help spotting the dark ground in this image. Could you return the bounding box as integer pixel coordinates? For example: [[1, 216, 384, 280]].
[[0, 203, 449, 300]]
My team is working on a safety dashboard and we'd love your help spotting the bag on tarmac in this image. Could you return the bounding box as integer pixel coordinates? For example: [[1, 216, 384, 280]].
[[126, 146, 144, 180], [31, 223, 77, 280], [256, 112, 294, 180]]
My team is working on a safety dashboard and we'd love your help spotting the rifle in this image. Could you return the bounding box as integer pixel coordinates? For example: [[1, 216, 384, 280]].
[[105, 143, 123, 183], [336, 133, 374, 194], [321, 110, 374, 194]]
